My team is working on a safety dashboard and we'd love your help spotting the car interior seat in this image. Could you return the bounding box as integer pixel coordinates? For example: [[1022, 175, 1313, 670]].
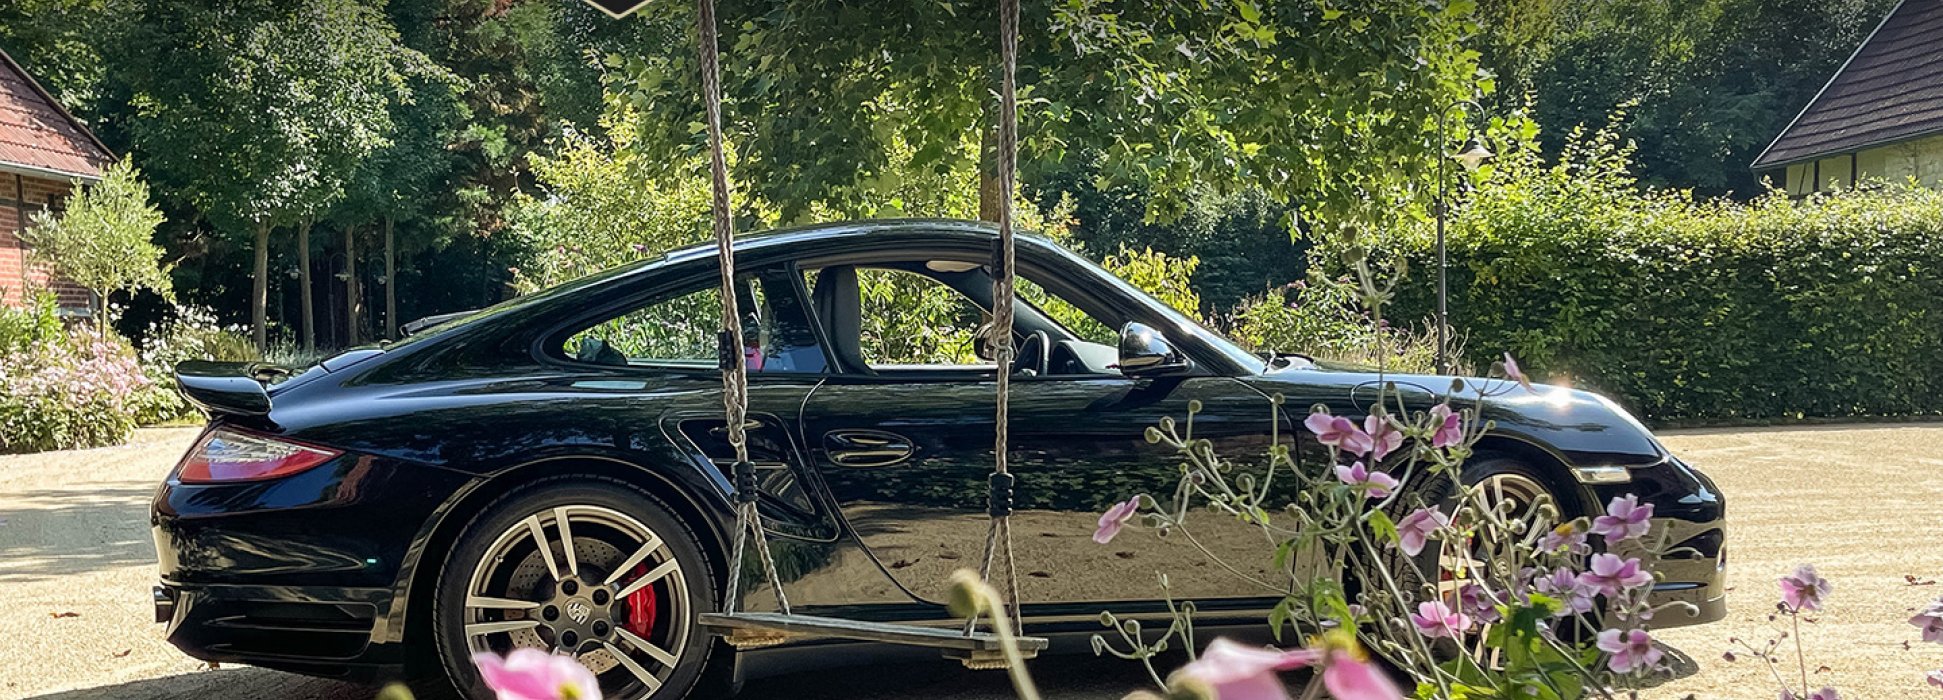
[[809, 265, 875, 375]]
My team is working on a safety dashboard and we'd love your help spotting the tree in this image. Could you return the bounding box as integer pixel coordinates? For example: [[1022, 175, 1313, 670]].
[[330, 66, 468, 342], [571, 0, 1479, 240], [21, 160, 169, 331], [112, 0, 413, 349], [1478, 0, 1896, 197]]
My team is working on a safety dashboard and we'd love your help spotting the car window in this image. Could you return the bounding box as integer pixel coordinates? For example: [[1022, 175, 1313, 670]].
[[856, 268, 990, 367], [564, 272, 827, 372], [1016, 276, 1117, 346]]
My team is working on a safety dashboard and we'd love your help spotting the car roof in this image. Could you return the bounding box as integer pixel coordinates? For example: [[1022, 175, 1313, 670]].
[[661, 217, 1050, 265]]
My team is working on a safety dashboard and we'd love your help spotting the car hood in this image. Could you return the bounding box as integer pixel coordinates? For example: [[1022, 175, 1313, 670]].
[[1243, 365, 1667, 468]]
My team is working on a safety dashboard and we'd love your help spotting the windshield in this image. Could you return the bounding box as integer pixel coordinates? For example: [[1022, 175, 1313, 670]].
[[1059, 247, 1266, 374]]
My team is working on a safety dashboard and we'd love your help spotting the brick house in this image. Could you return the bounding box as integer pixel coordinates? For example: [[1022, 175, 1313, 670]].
[[0, 47, 112, 314]]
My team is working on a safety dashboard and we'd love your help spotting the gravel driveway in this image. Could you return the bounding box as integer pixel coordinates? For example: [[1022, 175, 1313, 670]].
[[5, 424, 1941, 699]]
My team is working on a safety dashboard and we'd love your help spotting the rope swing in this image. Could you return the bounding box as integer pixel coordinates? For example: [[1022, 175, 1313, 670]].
[[970, 0, 1025, 635], [696, 0, 1046, 668]]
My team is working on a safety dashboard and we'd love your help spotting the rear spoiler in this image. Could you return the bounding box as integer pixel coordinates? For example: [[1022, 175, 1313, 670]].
[[174, 361, 274, 416]]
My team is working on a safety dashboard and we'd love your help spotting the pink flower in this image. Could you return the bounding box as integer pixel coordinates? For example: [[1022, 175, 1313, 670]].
[[1535, 567, 1596, 616], [1538, 522, 1589, 554], [1912, 599, 1943, 643], [1779, 564, 1832, 612], [1428, 403, 1463, 448], [1458, 583, 1503, 624], [1595, 628, 1663, 674], [1305, 411, 1373, 455], [1579, 554, 1652, 596], [1334, 461, 1400, 499], [1320, 650, 1405, 700], [1174, 638, 1322, 700], [1927, 670, 1943, 689], [1502, 352, 1533, 391], [1409, 601, 1472, 639], [1093, 496, 1141, 544], [1395, 507, 1449, 556], [472, 648, 601, 700], [1591, 494, 1654, 542], [1363, 414, 1403, 461]]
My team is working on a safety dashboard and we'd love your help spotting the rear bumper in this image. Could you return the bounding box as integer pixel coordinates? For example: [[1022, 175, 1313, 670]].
[[151, 444, 474, 678], [154, 579, 403, 680]]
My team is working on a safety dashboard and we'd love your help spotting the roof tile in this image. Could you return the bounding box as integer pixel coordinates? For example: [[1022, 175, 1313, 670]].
[[0, 49, 112, 180], [1752, 0, 1943, 169]]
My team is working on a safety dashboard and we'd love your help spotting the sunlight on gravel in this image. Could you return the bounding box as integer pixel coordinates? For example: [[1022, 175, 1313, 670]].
[[1646, 424, 1943, 699]]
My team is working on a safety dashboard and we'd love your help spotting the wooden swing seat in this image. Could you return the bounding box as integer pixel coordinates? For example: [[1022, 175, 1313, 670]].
[[699, 611, 1047, 661]]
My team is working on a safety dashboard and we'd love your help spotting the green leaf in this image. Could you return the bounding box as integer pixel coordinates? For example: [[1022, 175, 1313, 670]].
[[1367, 509, 1399, 546]]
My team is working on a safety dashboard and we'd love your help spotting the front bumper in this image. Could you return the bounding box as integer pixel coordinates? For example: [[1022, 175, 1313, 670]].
[[1599, 455, 1728, 628]]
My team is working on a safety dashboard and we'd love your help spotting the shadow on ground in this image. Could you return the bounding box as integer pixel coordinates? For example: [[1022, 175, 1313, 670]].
[[25, 651, 1158, 700], [27, 667, 369, 700], [0, 485, 158, 583], [739, 649, 1156, 699]]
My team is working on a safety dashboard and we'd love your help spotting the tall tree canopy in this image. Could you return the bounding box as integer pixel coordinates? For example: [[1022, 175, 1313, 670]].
[[564, 0, 1483, 239], [111, 0, 422, 346], [1479, 0, 1895, 197]]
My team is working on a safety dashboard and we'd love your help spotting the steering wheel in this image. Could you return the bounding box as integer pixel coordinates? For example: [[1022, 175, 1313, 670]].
[[1012, 330, 1050, 376]]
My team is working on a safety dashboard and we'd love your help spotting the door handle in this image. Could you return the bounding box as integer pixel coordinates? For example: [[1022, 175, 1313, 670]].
[[824, 430, 915, 468]]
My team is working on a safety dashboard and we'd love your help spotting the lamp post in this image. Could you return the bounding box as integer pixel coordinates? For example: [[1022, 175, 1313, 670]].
[[1435, 101, 1494, 376]]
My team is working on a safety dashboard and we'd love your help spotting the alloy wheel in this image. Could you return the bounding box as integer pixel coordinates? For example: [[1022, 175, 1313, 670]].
[[462, 504, 691, 698], [1436, 471, 1552, 663]]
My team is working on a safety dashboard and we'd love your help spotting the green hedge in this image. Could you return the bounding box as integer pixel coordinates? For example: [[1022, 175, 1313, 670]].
[[1386, 140, 1943, 423]]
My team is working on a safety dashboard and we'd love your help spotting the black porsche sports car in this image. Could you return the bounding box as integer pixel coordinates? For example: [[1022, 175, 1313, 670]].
[[152, 219, 1725, 699]]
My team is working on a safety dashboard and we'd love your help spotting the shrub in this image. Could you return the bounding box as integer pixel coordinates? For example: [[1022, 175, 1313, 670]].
[[134, 305, 258, 425], [0, 289, 64, 355], [0, 331, 149, 453], [1384, 129, 1943, 422], [1223, 274, 1449, 374]]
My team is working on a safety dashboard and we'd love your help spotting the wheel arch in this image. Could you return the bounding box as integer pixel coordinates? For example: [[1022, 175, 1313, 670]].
[[1469, 434, 1595, 518], [392, 455, 733, 673]]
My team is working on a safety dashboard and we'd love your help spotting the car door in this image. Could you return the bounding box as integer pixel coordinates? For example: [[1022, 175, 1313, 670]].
[[546, 266, 872, 593], [797, 261, 1299, 610]]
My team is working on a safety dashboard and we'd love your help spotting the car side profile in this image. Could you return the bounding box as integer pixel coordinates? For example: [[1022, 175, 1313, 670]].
[[152, 219, 1725, 699]]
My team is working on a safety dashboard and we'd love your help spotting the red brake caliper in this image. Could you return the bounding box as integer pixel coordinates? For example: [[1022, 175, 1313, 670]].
[[625, 563, 659, 639]]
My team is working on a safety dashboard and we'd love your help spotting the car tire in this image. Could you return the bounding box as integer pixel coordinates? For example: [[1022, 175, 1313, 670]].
[[1380, 457, 1579, 654], [431, 476, 718, 700]]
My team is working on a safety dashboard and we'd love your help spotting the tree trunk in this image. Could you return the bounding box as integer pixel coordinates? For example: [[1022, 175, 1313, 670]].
[[344, 223, 358, 346], [977, 122, 1003, 223], [251, 221, 268, 351], [384, 216, 396, 340], [94, 288, 108, 338], [298, 220, 315, 353]]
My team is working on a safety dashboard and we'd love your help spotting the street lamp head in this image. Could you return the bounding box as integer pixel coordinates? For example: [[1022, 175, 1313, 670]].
[[1451, 137, 1494, 171]]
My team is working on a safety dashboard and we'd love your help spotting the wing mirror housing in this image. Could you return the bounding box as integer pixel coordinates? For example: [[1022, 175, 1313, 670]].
[[1117, 322, 1191, 378]]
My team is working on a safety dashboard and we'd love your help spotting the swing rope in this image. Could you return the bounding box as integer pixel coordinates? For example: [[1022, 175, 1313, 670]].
[[698, 0, 789, 620], [967, 0, 1025, 637], [697, 0, 1039, 664]]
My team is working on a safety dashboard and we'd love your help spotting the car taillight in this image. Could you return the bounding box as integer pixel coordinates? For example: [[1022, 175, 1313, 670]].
[[176, 428, 341, 484]]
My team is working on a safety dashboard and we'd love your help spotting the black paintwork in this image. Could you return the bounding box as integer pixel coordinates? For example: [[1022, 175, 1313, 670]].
[[151, 219, 1726, 682]]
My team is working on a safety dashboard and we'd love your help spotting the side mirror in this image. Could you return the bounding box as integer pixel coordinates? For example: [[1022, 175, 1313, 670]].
[[1118, 322, 1191, 378]]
